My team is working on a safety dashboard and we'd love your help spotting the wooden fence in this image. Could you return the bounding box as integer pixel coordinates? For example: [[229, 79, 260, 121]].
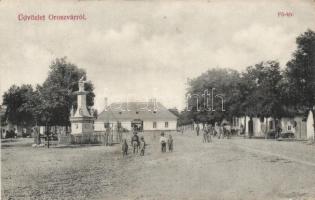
[[58, 130, 124, 145]]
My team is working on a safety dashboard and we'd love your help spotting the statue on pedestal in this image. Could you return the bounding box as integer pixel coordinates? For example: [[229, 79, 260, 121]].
[[70, 76, 94, 135]]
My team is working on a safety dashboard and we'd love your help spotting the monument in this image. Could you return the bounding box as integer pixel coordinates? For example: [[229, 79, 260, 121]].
[[70, 77, 94, 135]]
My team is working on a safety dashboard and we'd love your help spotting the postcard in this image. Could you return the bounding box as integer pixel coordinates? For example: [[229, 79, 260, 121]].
[[1, 0, 315, 199]]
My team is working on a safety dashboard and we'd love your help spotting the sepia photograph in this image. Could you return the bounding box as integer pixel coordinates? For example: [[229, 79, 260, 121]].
[[0, 0, 315, 199]]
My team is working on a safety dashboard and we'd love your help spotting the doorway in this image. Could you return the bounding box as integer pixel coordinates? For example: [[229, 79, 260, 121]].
[[131, 119, 143, 132]]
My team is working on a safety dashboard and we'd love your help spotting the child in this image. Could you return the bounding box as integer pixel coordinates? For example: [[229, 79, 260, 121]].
[[160, 132, 167, 153], [168, 134, 173, 152], [139, 136, 146, 156], [122, 139, 128, 157]]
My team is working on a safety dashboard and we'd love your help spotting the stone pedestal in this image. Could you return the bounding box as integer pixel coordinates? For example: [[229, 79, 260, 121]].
[[70, 78, 94, 136], [70, 117, 94, 134]]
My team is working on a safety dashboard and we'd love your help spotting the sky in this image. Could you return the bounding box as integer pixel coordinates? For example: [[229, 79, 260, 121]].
[[0, 0, 315, 111]]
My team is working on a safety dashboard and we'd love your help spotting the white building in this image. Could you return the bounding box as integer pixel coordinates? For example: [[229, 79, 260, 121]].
[[95, 101, 178, 132], [306, 110, 314, 140], [232, 113, 310, 139]]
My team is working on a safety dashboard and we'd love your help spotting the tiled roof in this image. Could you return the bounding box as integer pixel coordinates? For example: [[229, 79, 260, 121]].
[[96, 102, 178, 122]]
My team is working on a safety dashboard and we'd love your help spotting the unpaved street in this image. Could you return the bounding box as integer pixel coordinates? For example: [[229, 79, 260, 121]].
[[2, 132, 315, 200]]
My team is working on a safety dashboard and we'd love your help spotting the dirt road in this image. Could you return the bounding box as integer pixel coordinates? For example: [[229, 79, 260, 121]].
[[2, 132, 315, 200]]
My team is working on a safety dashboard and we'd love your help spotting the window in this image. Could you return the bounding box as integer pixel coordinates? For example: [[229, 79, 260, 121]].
[[104, 123, 110, 128], [165, 122, 169, 128], [288, 125, 291, 131], [269, 121, 273, 130], [260, 117, 264, 123], [153, 121, 157, 128]]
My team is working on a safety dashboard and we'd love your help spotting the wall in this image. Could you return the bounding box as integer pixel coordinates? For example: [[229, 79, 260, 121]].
[[294, 117, 307, 139], [143, 120, 177, 131], [95, 120, 132, 131], [306, 110, 314, 140], [71, 121, 94, 134]]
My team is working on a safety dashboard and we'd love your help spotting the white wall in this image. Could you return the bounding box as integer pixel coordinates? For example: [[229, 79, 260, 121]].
[[306, 110, 314, 140], [143, 120, 177, 131], [94, 121, 132, 131], [281, 118, 295, 133], [252, 118, 263, 137], [94, 122, 105, 131], [121, 121, 132, 131], [71, 121, 94, 134]]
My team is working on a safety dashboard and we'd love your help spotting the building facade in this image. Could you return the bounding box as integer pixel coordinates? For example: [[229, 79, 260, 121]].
[[232, 111, 313, 140], [95, 101, 178, 132]]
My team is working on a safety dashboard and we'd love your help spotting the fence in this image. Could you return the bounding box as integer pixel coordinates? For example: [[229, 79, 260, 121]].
[[58, 130, 124, 145]]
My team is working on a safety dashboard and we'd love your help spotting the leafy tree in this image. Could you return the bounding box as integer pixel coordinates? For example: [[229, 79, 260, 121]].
[[38, 57, 95, 126], [285, 29, 315, 111], [182, 61, 284, 125], [2, 84, 37, 126], [178, 109, 194, 126], [241, 61, 284, 119], [185, 68, 241, 123]]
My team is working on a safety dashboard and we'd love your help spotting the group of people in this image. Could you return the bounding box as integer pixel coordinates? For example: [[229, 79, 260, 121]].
[[121, 131, 174, 156], [122, 132, 146, 156], [196, 124, 213, 143], [159, 132, 173, 153], [195, 123, 231, 142]]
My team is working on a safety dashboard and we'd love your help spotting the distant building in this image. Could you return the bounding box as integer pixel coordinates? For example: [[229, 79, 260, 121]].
[[95, 101, 178, 132], [232, 110, 314, 140], [306, 110, 314, 140]]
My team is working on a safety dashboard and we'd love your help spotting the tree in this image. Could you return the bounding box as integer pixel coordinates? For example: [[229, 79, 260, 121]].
[[181, 61, 284, 126], [285, 29, 315, 111], [38, 57, 95, 127], [2, 84, 37, 126], [178, 109, 193, 126], [241, 61, 284, 119], [185, 68, 241, 123]]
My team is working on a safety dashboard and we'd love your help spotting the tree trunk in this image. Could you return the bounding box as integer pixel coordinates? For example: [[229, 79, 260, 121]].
[[244, 116, 247, 138], [46, 122, 50, 148]]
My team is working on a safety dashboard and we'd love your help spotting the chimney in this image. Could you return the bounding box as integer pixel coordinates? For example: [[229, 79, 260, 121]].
[[104, 97, 108, 111], [149, 98, 157, 112]]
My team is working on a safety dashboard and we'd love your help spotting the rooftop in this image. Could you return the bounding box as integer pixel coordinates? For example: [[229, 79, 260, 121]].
[[96, 101, 178, 122]]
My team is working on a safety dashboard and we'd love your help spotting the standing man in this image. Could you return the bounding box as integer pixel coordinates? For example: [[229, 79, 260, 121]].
[[196, 124, 200, 136], [207, 124, 213, 142], [203, 124, 208, 143], [131, 132, 140, 154]]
